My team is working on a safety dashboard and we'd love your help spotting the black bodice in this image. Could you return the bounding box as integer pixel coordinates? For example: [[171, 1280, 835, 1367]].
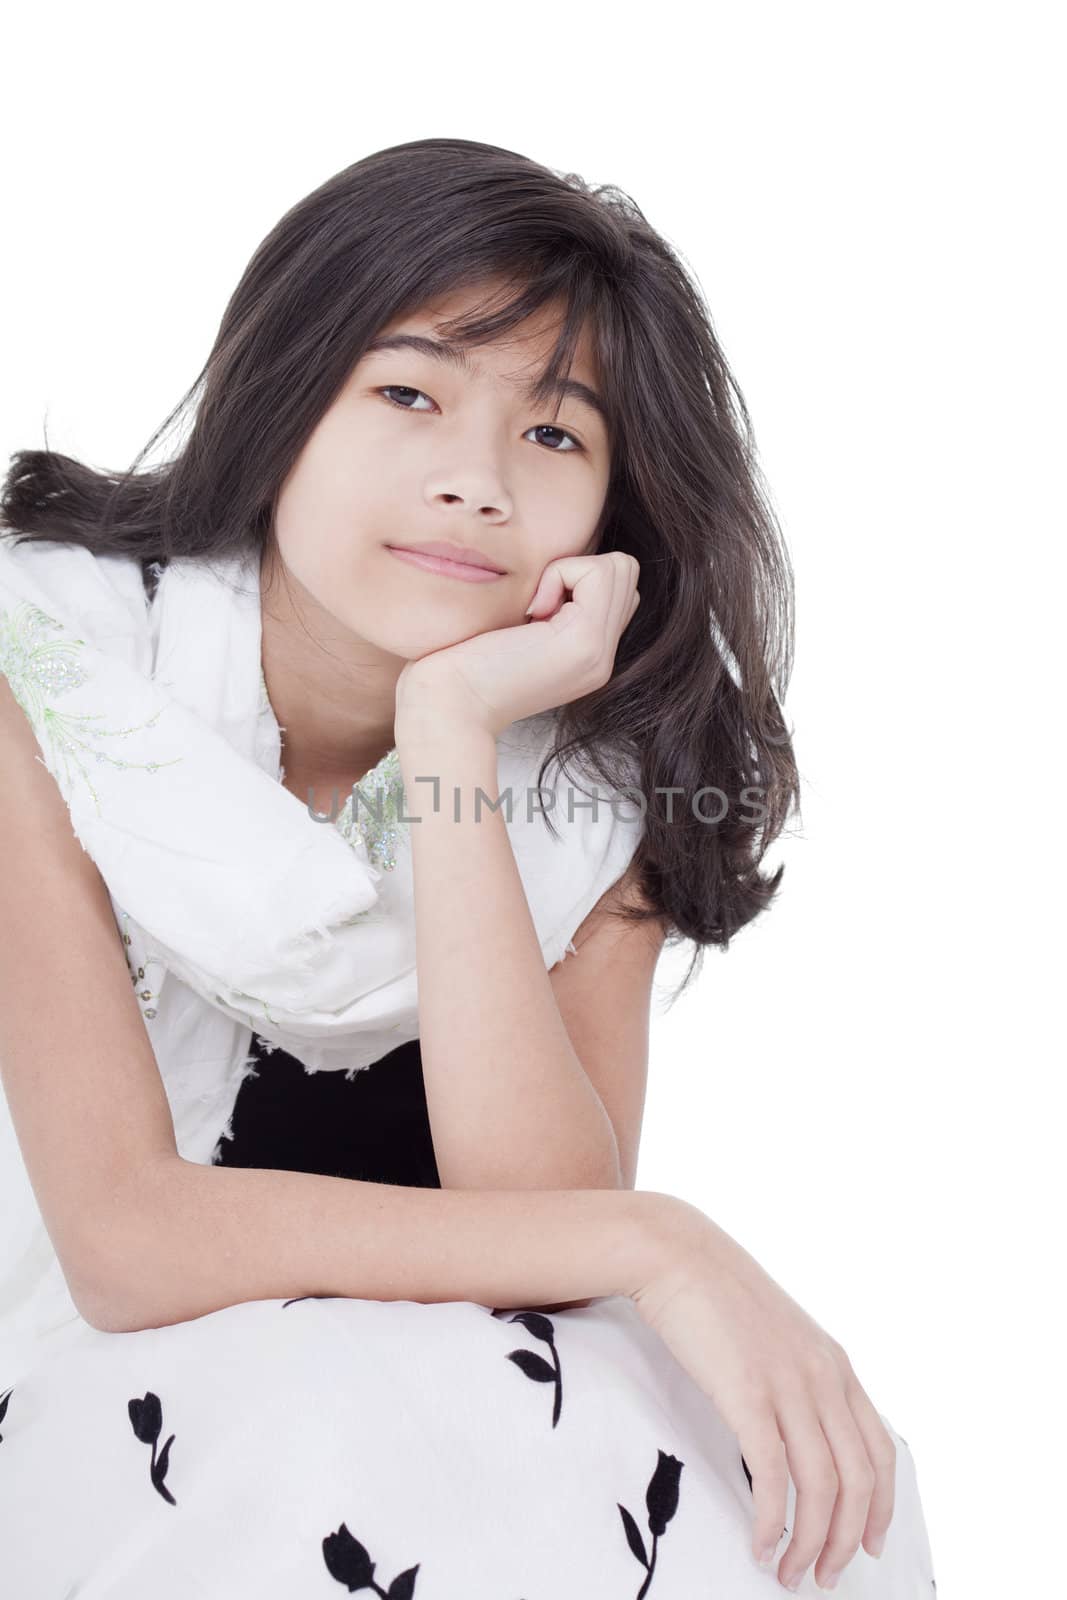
[[212, 1033, 441, 1189]]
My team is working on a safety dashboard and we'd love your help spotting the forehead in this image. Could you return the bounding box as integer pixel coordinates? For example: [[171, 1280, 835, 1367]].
[[377, 279, 599, 374]]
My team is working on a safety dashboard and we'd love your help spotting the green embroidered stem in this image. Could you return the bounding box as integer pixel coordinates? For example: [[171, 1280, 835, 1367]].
[[0, 600, 183, 816]]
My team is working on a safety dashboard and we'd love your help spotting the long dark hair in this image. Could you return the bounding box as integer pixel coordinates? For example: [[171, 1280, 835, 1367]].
[[1, 136, 800, 1001]]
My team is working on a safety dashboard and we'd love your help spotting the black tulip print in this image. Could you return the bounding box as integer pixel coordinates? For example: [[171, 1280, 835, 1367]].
[[618, 1450, 684, 1599], [127, 1391, 177, 1505], [501, 1311, 563, 1428], [0, 1385, 12, 1444], [322, 1521, 420, 1596]]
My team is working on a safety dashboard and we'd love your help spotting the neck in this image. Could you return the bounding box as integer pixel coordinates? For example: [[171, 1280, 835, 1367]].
[[258, 543, 402, 794]]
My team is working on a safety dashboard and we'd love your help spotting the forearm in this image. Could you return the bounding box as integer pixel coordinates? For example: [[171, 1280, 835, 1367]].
[[396, 723, 622, 1189], [87, 1155, 673, 1335]]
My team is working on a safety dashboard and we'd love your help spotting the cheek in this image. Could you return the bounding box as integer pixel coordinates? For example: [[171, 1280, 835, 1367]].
[[281, 420, 371, 515]]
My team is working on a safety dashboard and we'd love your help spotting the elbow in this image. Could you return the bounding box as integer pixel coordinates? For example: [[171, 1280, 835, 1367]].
[[64, 1244, 144, 1333], [68, 1155, 183, 1334], [73, 1283, 139, 1335]]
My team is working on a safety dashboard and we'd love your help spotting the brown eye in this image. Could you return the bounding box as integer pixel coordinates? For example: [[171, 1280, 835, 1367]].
[[377, 387, 584, 453], [379, 385, 432, 411]]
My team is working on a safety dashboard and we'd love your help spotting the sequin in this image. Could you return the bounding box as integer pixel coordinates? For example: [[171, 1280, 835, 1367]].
[[116, 911, 166, 1021], [335, 751, 406, 871]]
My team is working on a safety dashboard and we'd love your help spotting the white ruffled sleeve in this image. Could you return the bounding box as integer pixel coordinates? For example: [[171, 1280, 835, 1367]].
[[496, 711, 647, 972]]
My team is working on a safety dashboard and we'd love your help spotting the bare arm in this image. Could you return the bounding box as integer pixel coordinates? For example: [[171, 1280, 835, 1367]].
[[396, 720, 630, 1190], [99, 1156, 670, 1333], [0, 670, 673, 1336], [0, 672, 181, 1316], [548, 862, 670, 1191]]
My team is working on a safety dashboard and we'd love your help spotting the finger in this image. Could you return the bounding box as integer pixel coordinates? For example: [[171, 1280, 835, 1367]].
[[536, 551, 638, 621], [842, 1377, 897, 1559], [806, 1382, 877, 1589], [525, 566, 566, 619], [569, 551, 638, 644], [606, 554, 640, 636], [740, 1411, 791, 1573], [528, 553, 637, 644], [774, 1398, 839, 1590]]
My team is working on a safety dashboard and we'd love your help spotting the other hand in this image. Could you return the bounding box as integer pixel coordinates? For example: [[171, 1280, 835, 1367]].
[[631, 1201, 897, 1592], [394, 550, 640, 738]]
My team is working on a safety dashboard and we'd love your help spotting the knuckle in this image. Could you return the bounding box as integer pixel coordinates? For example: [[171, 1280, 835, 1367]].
[[740, 1421, 788, 1478], [806, 1342, 843, 1384], [793, 1459, 838, 1505], [826, 1335, 851, 1368], [754, 1452, 790, 1491]]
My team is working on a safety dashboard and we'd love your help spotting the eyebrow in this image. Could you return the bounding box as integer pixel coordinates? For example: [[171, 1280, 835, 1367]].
[[361, 333, 609, 429]]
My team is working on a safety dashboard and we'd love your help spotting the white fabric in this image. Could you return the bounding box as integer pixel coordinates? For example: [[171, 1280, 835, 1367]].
[[0, 1295, 938, 1599], [0, 534, 645, 1388], [0, 535, 938, 1598]]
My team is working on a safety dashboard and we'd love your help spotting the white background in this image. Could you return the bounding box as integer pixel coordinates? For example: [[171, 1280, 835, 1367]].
[[2, 3, 1063, 1593]]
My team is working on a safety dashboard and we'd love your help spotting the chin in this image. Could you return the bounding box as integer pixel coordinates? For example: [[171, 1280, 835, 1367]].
[[384, 625, 474, 661], [309, 573, 503, 657]]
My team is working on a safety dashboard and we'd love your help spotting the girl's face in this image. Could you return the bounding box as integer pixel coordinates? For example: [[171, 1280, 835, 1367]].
[[269, 281, 612, 661]]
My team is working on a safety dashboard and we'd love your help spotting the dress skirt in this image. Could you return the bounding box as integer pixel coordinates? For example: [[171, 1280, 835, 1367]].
[[0, 1040, 938, 1598]]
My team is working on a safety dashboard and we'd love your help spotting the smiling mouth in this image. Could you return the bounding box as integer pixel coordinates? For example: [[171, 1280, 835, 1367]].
[[384, 546, 506, 584]]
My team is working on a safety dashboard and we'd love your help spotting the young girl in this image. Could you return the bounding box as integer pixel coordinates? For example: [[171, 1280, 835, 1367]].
[[0, 138, 936, 1596]]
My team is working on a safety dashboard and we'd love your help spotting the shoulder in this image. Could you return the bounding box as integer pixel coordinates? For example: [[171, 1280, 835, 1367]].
[[567, 856, 669, 960], [0, 535, 152, 627]]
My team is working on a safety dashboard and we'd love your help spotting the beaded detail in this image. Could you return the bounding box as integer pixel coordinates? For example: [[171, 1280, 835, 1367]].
[[258, 665, 406, 872], [334, 751, 406, 871], [118, 910, 168, 1023], [0, 599, 183, 814]]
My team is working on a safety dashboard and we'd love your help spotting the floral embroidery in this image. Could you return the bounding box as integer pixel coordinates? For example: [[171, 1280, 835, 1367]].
[[334, 751, 407, 872], [0, 599, 183, 816]]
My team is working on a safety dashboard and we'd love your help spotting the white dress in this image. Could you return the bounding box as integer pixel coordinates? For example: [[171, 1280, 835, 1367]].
[[0, 555, 939, 1599]]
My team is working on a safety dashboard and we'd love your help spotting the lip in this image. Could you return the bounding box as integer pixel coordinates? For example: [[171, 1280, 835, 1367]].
[[384, 541, 507, 583]]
